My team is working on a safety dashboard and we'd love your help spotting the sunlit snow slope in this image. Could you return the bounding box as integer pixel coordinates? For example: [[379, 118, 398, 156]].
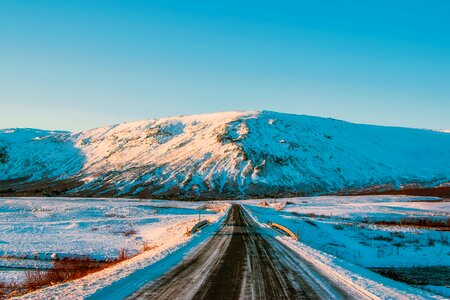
[[1, 111, 449, 199]]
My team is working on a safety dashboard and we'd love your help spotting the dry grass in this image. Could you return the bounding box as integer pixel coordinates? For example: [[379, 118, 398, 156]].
[[291, 212, 331, 219], [142, 242, 156, 252], [362, 186, 450, 198], [374, 217, 450, 230], [23, 258, 114, 291], [0, 280, 23, 299], [0, 249, 130, 298], [117, 249, 128, 261], [0, 282, 5, 299], [123, 229, 137, 237]]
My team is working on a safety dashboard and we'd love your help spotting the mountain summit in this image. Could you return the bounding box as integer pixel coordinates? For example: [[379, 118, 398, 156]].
[[1, 111, 449, 199]]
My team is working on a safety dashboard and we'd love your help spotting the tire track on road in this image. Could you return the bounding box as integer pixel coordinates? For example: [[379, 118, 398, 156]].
[[128, 205, 364, 300]]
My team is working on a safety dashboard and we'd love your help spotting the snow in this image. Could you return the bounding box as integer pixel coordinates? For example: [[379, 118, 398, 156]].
[[241, 196, 450, 268], [0, 128, 82, 182], [0, 197, 223, 285], [242, 203, 446, 299], [1, 111, 450, 198], [241, 195, 450, 298], [278, 238, 444, 299], [1, 195, 448, 298], [86, 210, 229, 300], [12, 201, 229, 300], [423, 286, 450, 298]]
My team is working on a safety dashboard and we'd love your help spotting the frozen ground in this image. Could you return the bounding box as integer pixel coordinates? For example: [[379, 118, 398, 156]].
[[241, 195, 450, 268], [1, 195, 449, 299], [0, 197, 224, 284], [14, 204, 228, 300], [242, 195, 450, 297]]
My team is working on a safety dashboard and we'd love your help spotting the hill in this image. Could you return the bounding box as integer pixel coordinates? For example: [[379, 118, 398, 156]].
[[1, 111, 449, 199]]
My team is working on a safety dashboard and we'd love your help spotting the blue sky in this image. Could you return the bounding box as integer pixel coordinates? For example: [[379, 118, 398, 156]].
[[1, 0, 449, 131]]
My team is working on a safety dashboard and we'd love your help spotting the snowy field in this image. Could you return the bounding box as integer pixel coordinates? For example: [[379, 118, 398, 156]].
[[0, 197, 225, 284], [242, 195, 450, 268], [1, 195, 449, 299], [242, 195, 450, 297]]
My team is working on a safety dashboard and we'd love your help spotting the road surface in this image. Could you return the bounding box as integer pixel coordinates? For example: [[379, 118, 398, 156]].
[[128, 204, 369, 300]]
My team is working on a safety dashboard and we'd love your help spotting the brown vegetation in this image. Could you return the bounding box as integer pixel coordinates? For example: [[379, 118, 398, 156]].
[[23, 258, 114, 291], [142, 242, 156, 252], [123, 229, 137, 237], [373, 217, 450, 230], [291, 212, 333, 219], [0, 250, 130, 299], [0, 241, 161, 298], [0, 177, 85, 197], [371, 266, 450, 286], [360, 186, 450, 198], [0, 282, 4, 299]]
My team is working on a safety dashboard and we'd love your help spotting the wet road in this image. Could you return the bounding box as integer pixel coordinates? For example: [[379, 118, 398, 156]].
[[128, 205, 368, 300]]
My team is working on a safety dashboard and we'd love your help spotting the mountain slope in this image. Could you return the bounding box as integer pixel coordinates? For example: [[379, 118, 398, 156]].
[[1, 111, 449, 199]]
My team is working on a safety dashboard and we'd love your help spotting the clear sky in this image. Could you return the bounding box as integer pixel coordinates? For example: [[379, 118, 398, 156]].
[[1, 1, 449, 131]]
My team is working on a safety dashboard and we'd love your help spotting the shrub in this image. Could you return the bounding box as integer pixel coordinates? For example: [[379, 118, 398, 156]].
[[333, 224, 345, 230], [306, 213, 329, 218], [0, 281, 5, 299], [372, 235, 394, 242], [142, 242, 155, 252], [0, 146, 8, 164], [372, 269, 415, 284], [24, 258, 107, 291], [24, 270, 51, 291], [359, 240, 370, 246], [390, 232, 405, 238], [123, 229, 137, 237], [304, 219, 318, 227], [375, 217, 450, 229], [118, 249, 128, 261], [17, 249, 130, 296]]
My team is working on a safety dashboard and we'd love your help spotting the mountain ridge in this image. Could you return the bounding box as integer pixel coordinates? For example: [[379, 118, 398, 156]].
[[1, 110, 449, 199]]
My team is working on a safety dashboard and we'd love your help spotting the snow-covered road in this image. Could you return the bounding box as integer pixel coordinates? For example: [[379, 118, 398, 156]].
[[127, 205, 373, 300]]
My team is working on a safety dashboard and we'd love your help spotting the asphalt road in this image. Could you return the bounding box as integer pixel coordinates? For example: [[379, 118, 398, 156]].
[[128, 204, 368, 300]]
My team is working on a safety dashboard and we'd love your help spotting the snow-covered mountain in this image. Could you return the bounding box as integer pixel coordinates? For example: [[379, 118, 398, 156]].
[[437, 129, 450, 133], [1, 111, 449, 199]]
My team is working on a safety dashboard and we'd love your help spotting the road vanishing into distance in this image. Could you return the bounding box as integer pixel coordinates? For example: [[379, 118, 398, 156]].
[[128, 205, 371, 300]]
